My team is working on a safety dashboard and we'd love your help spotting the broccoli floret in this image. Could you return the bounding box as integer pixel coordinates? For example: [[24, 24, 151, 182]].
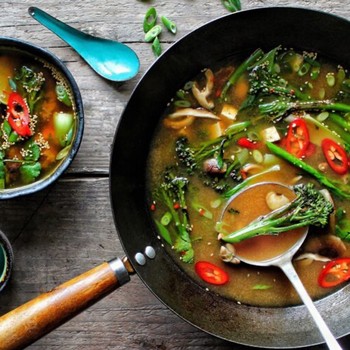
[[175, 121, 251, 175], [175, 137, 197, 174], [221, 183, 334, 243]]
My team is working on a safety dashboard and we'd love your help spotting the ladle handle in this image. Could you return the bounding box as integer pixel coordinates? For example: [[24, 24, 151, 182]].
[[0, 257, 133, 350], [280, 261, 342, 350]]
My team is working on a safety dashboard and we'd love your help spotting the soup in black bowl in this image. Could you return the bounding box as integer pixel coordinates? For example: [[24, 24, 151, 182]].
[[0, 38, 83, 199]]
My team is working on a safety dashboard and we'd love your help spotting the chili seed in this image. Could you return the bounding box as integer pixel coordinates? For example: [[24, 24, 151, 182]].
[[327, 149, 335, 160]]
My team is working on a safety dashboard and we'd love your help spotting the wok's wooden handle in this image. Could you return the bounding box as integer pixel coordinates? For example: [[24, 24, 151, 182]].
[[0, 257, 133, 350]]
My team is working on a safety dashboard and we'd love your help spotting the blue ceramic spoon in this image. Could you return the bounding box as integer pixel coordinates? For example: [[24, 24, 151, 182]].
[[28, 7, 140, 82]]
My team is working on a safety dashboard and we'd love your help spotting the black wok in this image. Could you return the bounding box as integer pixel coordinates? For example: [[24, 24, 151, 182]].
[[1, 7, 350, 349]]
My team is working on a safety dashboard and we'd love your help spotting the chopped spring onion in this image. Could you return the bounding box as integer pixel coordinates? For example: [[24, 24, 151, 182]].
[[174, 100, 191, 108], [222, 0, 241, 12], [210, 198, 222, 209], [155, 219, 172, 245], [337, 67, 346, 83], [326, 72, 335, 87], [56, 145, 71, 160], [145, 25, 162, 42], [152, 36, 162, 57], [316, 111, 329, 122], [184, 81, 193, 90], [252, 149, 263, 163], [161, 16, 177, 34], [318, 87, 325, 99], [56, 84, 72, 107], [192, 203, 213, 219], [310, 66, 320, 80], [160, 211, 172, 226], [263, 153, 279, 166], [298, 62, 311, 76], [143, 7, 157, 33], [253, 284, 272, 290]]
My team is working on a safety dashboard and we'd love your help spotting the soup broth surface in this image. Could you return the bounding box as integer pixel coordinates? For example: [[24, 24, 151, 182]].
[[147, 47, 350, 307]]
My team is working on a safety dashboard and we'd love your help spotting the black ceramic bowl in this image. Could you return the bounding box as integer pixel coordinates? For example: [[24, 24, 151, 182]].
[[0, 37, 84, 200], [0, 230, 13, 292]]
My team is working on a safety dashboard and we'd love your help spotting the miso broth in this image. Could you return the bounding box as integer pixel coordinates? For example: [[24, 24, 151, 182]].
[[147, 47, 350, 307], [0, 48, 77, 190]]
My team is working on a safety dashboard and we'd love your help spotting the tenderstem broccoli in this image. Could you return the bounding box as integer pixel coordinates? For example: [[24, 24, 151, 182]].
[[221, 183, 334, 243], [220, 48, 264, 100], [175, 120, 251, 174], [155, 170, 194, 263], [259, 98, 350, 121]]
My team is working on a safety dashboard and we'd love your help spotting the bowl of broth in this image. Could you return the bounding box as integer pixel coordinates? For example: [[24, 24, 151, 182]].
[[0, 37, 83, 199]]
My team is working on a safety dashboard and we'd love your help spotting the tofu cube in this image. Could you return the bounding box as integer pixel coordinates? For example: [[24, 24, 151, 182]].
[[220, 103, 237, 121], [260, 126, 281, 142]]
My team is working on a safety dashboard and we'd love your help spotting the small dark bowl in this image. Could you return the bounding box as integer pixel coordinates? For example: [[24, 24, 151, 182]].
[[0, 37, 84, 199], [0, 230, 13, 292]]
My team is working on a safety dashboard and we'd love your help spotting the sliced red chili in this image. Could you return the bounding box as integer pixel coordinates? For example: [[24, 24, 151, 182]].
[[237, 137, 261, 149], [318, 257, 350, 288], [195, 261, 229, 285], [7, 92, 31, 137], [285, 118, 310, 158], [322, 138, 348, 175]]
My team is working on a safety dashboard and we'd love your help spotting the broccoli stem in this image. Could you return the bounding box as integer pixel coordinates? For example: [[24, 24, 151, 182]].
[[328, 113, 350, 129], [220, 48, 264, 100], [266, 141, 350, 199], [222, 212, 310, 243], [195, 121, 251, 162], [223, 164, 280, 198], [325, 113, 350, 145]]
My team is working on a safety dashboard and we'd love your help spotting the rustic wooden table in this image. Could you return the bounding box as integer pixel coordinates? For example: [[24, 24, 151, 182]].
[[0, 0, 350, 349]]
